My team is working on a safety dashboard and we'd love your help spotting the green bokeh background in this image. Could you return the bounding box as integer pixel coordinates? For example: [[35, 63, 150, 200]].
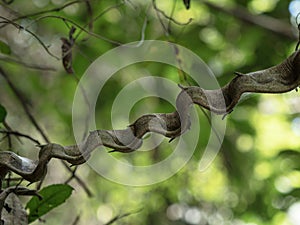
[[1, 0, 300, 224]]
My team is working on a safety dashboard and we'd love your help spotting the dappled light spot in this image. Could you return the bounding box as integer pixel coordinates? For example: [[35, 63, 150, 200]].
[[272, 196, 295, 210], [286, 170, 300, 188], [254, 161, 272, 180], [224, 192, 239, 208], [97, 204, 113, 224], [208, 58, 224, 77], [288, 201, 300, 225], [32, 0, 49, 8], [254, 162, 273, 180], [286, 94, 300, 113], [199, 28, 225, 50], [51, 0, 65, 5], [289, 0, 300, 17], [104, 9, 122, 23], [63, 3, 79, 15], [166, 203, 184, 221], [219, 47, 246, 67], [218, 207, 233, 221], [7, 19, 36, 49], [274, 176, 293, 193], [184, 207, 202, 224], [236, 134, 254, 152], [258, 97, 282, 115], [248, 0, 279, 14], [291, 117, 300, 136], [253, 112, 300, 157], [279, 158, 295, 172], [207, 212, 224, 225]]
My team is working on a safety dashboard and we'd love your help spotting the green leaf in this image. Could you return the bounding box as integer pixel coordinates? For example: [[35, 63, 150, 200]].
[[0, 104, 7, 123], [0, 40, 11, 55], [26, 184, 73, 223]]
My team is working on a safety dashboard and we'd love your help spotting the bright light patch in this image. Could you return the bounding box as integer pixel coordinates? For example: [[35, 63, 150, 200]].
[[289, 0, 300, 17], [32, 0, 49, 8], [63, 3, 79, 15], [252, 107, 300, 158], [274, 176, 293, 193], [291, 117, 300, 136], [236, 134, 254, 152], [249, 0, 279, 14], [104, 9, 122, 23], [254, 161, 272, 180], [97, 205, 113, 224], [184, 207, 202, 224], [199, 28, 224, 50], [51, 0, 65, 5], [287, 171, 300, 188], [166, 204, 184, 221], [288, 202, 300, 225]]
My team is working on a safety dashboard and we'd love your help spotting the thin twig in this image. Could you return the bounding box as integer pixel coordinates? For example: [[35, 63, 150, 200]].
[[104, 208, 143, 225], [0, 130, 41, 145], [30, 15, 122, 46], [73, 2, 125, 42], [84, 0, 93, 32], [0, 67, 92, 196], [62, 162, 93, 197], [152, 0, 169, 36], [0, 67, 93, 195], [0, 0, 83, 29], [0, 17, 59, 60], [64, 166, 78, 184], [167, 0, 177, 33], [2, 121, 13, 148], [0, 54, 56, 71], [0, 67, 50, 143], [152, 0, 193, 27], [71, 215, 80, 225]]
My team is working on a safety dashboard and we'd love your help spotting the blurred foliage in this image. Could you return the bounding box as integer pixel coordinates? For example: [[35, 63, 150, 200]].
[[1, 0, 300, 225]]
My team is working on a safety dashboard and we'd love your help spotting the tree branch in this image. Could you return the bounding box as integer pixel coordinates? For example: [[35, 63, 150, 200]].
[[0, 67, 93, 197], [202, 1, 296, 40]]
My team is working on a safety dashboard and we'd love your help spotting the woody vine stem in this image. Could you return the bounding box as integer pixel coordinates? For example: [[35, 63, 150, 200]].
[[0, 47, 300, 184]]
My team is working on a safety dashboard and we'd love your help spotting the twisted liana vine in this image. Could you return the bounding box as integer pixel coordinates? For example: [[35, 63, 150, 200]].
[[0, 48, 300, 184]]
